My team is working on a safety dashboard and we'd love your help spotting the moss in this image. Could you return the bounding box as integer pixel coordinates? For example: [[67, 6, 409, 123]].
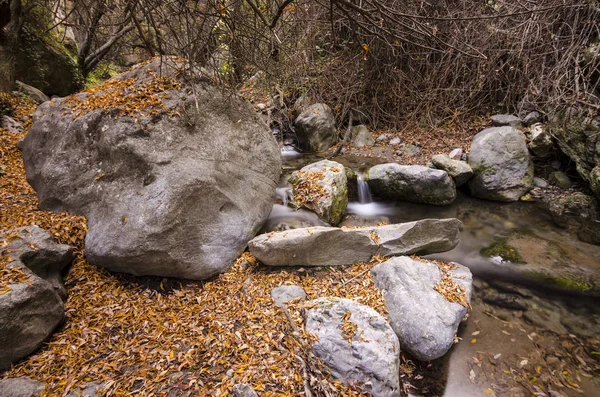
[[481, 237, 525, 263], [523, 271, 593, 292], [85, 63, 122, 89]]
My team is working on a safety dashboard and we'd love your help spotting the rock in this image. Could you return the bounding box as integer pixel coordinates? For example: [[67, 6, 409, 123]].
[[376, 133, 390, 142], [549, 171, 572, 189], [523, 308, 568, 335], [249, 219, 461, 267], [304, 297, 400, 397], [15, 81, 49, 104], [491, 114, 522, 127], [528, 124, 554, 157], [548, 106, 600, 196], [256, 103, 267, 111], [292, 95, 312, 117], [522, 111, 541, 126], [577, 220, 600, 246], [65, 382, 104, 397], [271, 285, 307, 307], [534, 177, 548, 188], [350, 125, 375, 147], [0, 377, 45, 397], [590, 166, 600, 198], [487, 280, 533, 298], [294, 103, 337, 152], [1, 115, 24, 133], [289, 160, 348, 225], [232, 384, 258, 397], [21, 57, 281, 280], [0, 227, 73, 370], [468, 127, 534, 201], [449, 148, 463, 160], [371, 256, 472, 361], [389, 137, 401, 146], [482, 292, 528, 310], [398, 143, 421, 157], [367, 163, 456, 205], [340, 214, 390, 227], [431, 154, 474, 187]]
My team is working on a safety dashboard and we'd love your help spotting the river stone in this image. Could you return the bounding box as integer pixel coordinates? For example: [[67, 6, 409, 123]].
[[491, 114, 522, 127], [304, 297, 400, 397], [590, 166, 600, 198], [351, 125, 375, 147], [294, 103, 337, 152], [389, 137, 401, 146], [16, 81, 50, 104], [0, 377, 46, 397], [21, 57, 281, 280], [249, 218, 461, 267], [528, 124, 553, 157], [371, 256, 473, 361], [534, 177, 548, 188], [271, 285, 307, 307], [289, 160, 348, 225], [449, 148, 463, 160], [431, 154, 474, 187], [549, 171, 572, 189], [232, 384, 258, 397], [367, 164, 456, 205], [468, 127, 534, 201], [522, 111, 541, 126]]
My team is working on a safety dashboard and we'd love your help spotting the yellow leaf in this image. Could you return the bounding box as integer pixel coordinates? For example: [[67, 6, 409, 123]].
[[484, 389, 493, 395], [471, 338, 477, 344]]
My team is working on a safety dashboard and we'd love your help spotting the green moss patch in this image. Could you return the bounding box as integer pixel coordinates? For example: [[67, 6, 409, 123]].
[[481, 237, 525, 263]]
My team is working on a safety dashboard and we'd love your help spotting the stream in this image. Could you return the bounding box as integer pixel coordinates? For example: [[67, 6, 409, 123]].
[[268, 148, 600, 397]]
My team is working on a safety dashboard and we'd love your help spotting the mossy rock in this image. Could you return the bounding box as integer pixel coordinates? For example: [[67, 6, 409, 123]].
[[522, 271, 593, 293], [481, 238, 524, 263]]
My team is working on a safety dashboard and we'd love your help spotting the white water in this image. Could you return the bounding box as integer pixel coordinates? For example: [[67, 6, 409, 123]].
[[357, 173, 373, 204], [280, 145, 302, 159]]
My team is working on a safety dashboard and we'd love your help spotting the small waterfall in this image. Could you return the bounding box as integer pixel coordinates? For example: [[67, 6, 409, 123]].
[[357, 174, 373, 204], [275, 187, 292, 206]]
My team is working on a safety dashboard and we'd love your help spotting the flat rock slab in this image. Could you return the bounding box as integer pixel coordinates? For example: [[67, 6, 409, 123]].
[[249, 219, 461, 267], [305, 297, 401, 397], [491, 114, 522, 127], [0, 377, 45, 397], [371, 256, 472, 361]]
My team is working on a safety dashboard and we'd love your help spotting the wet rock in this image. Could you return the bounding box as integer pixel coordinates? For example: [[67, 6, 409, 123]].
[[559, 311, 598, 337], [371, 256, 472, 361], [522, 111, 541, 126], [350, 125, 375, 147], [16, 81, 49, 104], [431, 154, 474, 187], [468, 127, 534, 202], [289, 160, 348, 225], [367, 163, 456, 205], [549, 171, 572, 189], [577, 220, 600, 246], [534, 177, 548, 188], [1, 115, 24, 134], [528, 124, 554, 157], [340, 214, 390, 227], [249, 219, 461, 267], [1, 227, 74, 370], [449, 148, 463, 160], [304, 297, 400, 397], [271, 285, 307, 307], [491, 114, 522, 127], [0, 377, 45, 397], [487, 280, 533, 298], [21, 57, 281, 280], [232, 383, 258, 397], [523, 308, 568, 335], [389, 137, 401, 146], [294, 103, 337, 152], [482, 292, 528, 310]]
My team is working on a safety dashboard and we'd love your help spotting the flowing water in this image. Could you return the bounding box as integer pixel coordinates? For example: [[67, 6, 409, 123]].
[[265, 152, 600, 397]]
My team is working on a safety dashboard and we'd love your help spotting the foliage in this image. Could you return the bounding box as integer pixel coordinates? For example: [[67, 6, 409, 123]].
[[0, 93, 13, 116]]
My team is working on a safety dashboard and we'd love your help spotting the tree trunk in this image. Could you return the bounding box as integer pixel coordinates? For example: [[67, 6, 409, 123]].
[[0, 0, 22, 93]]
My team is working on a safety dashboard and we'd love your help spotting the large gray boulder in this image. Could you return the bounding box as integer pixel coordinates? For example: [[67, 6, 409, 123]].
[[0, 377, 45, 397], [21, 57, 281, 280], [371, 256, 472, 361], [16, 81, 49, 104], [305, 297, 401, 397], [1, 227, 73, 370], [289, 160, 347, 225], [294, 103, 337, 152], [431, 154, 473, 187], [350, 124, 375, 147], [468, 127, 534, 201], [366, 164, 456, 205], [249, 218, 461, 267]]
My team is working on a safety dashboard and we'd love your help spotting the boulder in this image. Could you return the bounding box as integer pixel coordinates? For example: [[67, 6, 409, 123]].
[[371, 256, 472, 361], [0, 227, 73, 370], [304, 297, 400, 397], [367, 164, 456, 205], [271, 285, 307, 307], [0, 377, 45, 397], [21, 57, 281, 280], [249, 218, 461, 267], [350, 125, 375, 147], [491, 114, 522, 127], [591, 166, 600, 198], [528, 124, 553, 157], [468, 127, 534, 201], [1, 115, 24, 134], [289, 160, 348, 225], [294, 103, 337, 152], [549, 171, 572, 189], [522, 111, 541, 126], [431, 154, 474, 187], [16, 81, 49, 104]]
